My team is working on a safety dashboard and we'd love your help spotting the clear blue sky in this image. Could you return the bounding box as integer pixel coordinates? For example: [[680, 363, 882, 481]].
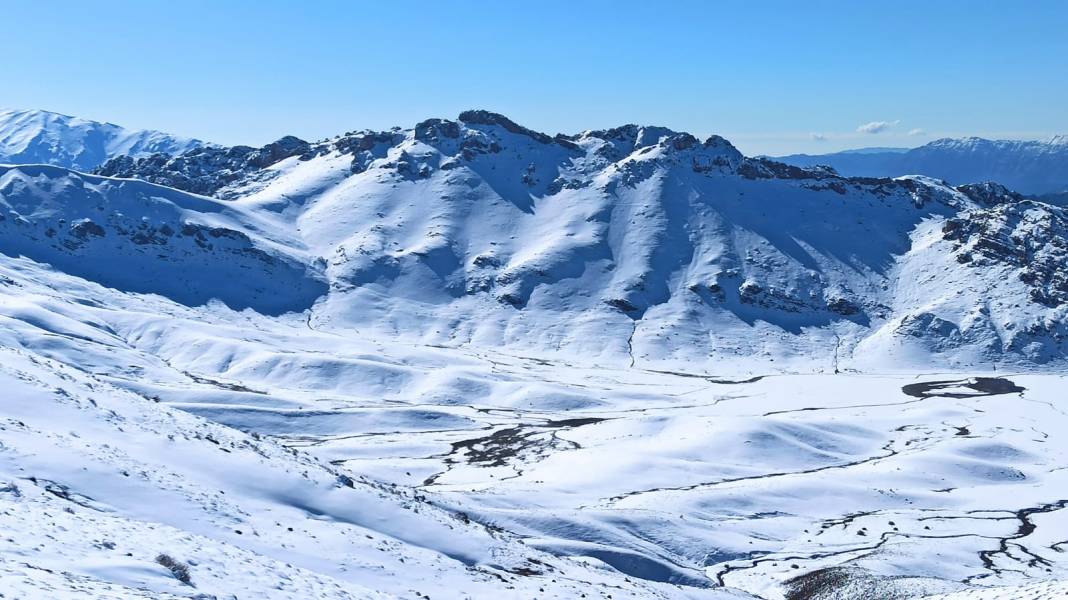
[[4, 0, 1067, 154]]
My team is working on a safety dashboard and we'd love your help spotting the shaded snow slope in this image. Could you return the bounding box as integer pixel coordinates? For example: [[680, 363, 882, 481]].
[[0, 108, 204, 171], [0, 164, 327, 314]]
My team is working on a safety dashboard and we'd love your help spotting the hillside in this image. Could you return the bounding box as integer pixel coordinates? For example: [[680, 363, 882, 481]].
[[0, 164, 326, 314]]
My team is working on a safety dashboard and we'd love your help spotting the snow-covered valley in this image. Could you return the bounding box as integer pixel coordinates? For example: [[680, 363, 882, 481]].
[[2, 110, 1067, 599]]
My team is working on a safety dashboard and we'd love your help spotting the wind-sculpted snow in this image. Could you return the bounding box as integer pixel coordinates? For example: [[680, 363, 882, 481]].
[[0, 108, 204, 171], [0, 338, 688, 598]]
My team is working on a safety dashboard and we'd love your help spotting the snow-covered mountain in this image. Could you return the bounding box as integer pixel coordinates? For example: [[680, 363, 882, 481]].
[[774, 136, 1068, 196], [89, 111, 1068, 370], [3, 110, 1068, 599], [0, 108, 204, 171]]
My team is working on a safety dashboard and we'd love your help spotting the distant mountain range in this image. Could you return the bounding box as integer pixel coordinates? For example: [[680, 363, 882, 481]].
[[0, 108, 205, 171], [774, 136, 1068, 196]]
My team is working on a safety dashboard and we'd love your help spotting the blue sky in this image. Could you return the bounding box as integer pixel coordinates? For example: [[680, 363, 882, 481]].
[[4, 0, 1067, 154]]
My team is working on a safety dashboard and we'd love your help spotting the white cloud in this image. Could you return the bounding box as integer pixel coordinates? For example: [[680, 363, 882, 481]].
[[907, 128, 926, 136], [856, 120, 900, 134], [810, 132, 827, 141]]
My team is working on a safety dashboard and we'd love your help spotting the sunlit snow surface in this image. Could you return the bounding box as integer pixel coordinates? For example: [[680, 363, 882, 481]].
[[1, 255, 1065, 599]]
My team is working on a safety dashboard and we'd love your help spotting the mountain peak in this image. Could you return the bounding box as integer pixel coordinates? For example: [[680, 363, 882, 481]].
[[457, 109, 554, 144], [1, 107, 112, 126], [0, 107, 205, 171], [580, 124, 680, 145]]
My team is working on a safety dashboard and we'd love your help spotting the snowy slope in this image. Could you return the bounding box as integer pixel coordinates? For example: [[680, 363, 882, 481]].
[[0, 109, 204, 171], [0, 265, 732, 599], [0, 164, 326, 314], [774, 136, 1068, 196]]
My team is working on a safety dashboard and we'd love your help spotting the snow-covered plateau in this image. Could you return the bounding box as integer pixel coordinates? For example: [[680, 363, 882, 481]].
[[1, 109, 1067, 599]]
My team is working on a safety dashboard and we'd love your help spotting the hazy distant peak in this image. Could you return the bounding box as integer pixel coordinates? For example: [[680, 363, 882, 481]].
[[774, 135, 1068, 195], [0, 108, 205, 171]]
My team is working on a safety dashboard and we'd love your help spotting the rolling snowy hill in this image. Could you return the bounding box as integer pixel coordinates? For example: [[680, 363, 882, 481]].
[[2, 109, 1067, 599], [0, 316, 692, 599], [774, 136, 1068, 196], [0, 108, 204, 171]]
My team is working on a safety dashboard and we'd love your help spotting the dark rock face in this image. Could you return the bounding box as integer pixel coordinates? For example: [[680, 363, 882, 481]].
[[827, 296, 861, 316], [388, 150, 435, 180], [702, 135, 740, 153], [578, 124, 681, 149], [90, 110, 881, 206], [546, 177, 590, 194], [738, 280, 811, 313], [604, 297, 640, 313], [738, 157, 840, 182], [943, 200, 1068, 306], [69, 219, 106, 239], [669, 133, 698, 151], [414, 118, 461, 142], [333, 130, 398, 155], [458, 110, 555, 145], [95, 136, 314, 197], [956, 181, 1025, 206], [459, 134, 501, 160], [247, 136, 313, 168], [334, 131, 401, 174], [897, 312, 963, 346]]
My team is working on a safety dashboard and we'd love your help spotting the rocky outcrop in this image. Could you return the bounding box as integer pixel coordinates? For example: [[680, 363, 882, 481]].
[[95, 136, 314, 197], [955, 181, 1025, 206], [943, 200, 1068, 306], [457, 110, 555, 145]]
